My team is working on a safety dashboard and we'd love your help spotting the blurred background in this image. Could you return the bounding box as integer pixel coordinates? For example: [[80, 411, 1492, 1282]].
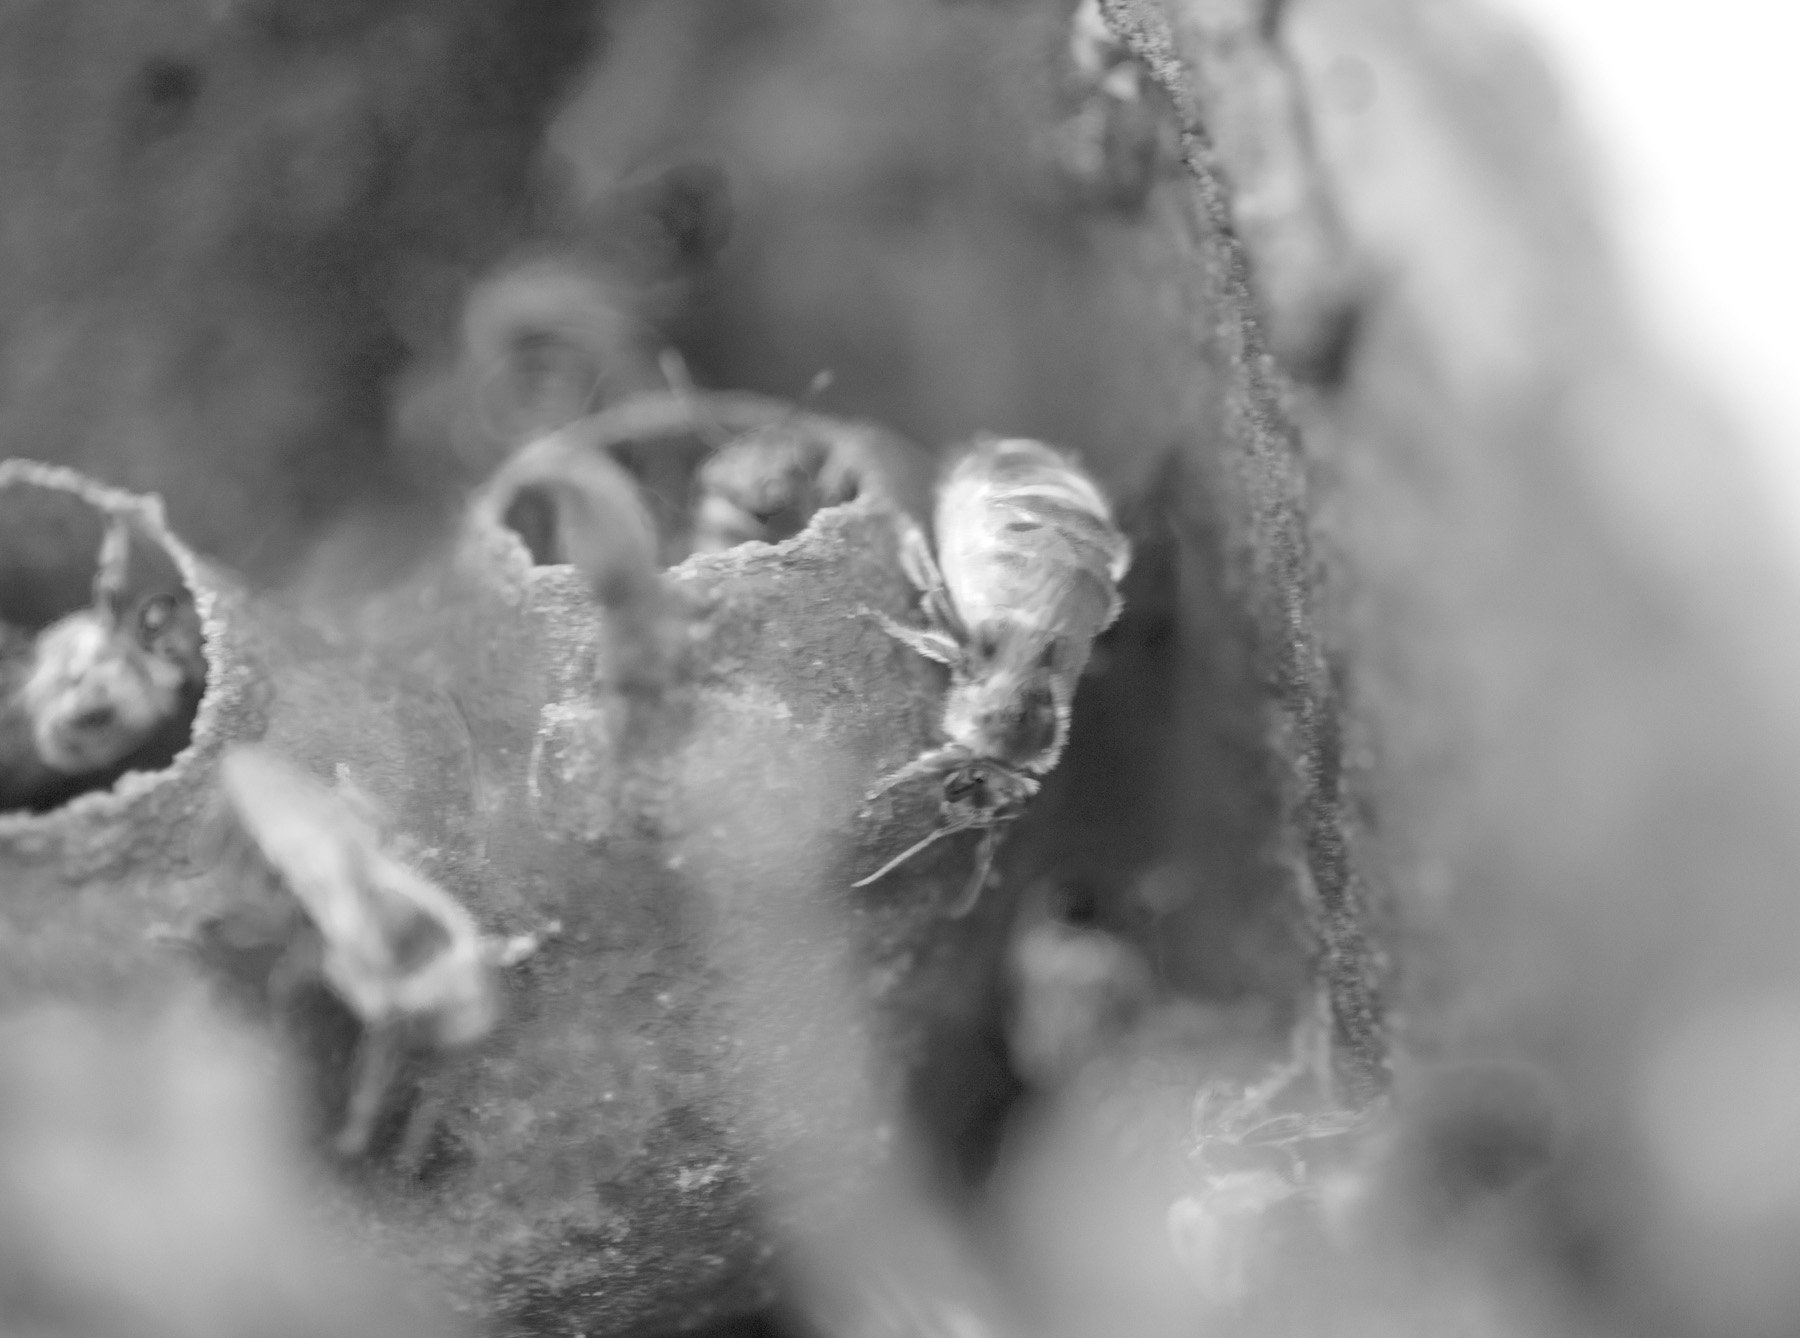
[[1505, 0, 1800, 561]]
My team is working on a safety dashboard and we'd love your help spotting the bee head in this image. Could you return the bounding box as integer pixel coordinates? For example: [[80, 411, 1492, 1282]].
[[23, 609, 198, 774], [941, 757, 1038, 825]]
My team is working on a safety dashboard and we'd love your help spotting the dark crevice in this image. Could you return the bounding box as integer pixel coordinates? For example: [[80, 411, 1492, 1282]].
[[1098, 0, 1389, 1101]]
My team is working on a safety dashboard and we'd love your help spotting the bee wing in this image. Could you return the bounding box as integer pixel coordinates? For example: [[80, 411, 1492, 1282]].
[[218, 746, 470, 1029], [988, 476, 1130, 600], [937, 437, 1130, 636], [930, 456, 1006, 629]]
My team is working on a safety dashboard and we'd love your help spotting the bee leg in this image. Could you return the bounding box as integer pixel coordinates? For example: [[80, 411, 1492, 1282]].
[[921, 589, 963, 644], [947, 827, 1003, 919], [896, 521, 965, 642], [862, 607, 961, 668], [335, 1023, 403, 1160], [896, 518, 941, 594]]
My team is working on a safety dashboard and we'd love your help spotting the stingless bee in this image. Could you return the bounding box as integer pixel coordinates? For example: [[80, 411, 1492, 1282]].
[[0, 512, 205, 812], [216, 745, 546, 1163], [853, 435, 1131, 913]]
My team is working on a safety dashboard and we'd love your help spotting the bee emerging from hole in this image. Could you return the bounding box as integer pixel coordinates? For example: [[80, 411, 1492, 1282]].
[[692, 420, 858, 553], [854, 435, 1130, 914], [215, 746, 547, 1167], [0, 512, 205, 811], [685, 369, 866, 554]]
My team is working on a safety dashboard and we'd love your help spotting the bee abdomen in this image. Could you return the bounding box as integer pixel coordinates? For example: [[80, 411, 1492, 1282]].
[[938, 437, 1130, 639], [994, 497, 1124, 573], [951, 438, 1125, 557]]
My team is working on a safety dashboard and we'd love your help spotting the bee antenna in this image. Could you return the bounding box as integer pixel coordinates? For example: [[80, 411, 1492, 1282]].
[[851, 818, 972, 889]]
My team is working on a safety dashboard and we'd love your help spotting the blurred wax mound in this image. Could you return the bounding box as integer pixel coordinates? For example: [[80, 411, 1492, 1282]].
[[0, 1000, 457, 1338]]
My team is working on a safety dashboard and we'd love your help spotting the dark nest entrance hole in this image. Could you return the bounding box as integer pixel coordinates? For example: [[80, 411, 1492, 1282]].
[[0, 476, 208, 814]]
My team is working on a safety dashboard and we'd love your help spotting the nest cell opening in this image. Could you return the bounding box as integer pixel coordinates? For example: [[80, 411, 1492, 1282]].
[[488, 391, 876, 573], [0, 478, 208, 814]]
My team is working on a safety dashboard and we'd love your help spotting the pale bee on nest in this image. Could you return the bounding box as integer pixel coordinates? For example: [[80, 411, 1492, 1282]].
[[854, 435, 1131, 914], [1, 513, 205, 811], [216, 745, 547, 1164]]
